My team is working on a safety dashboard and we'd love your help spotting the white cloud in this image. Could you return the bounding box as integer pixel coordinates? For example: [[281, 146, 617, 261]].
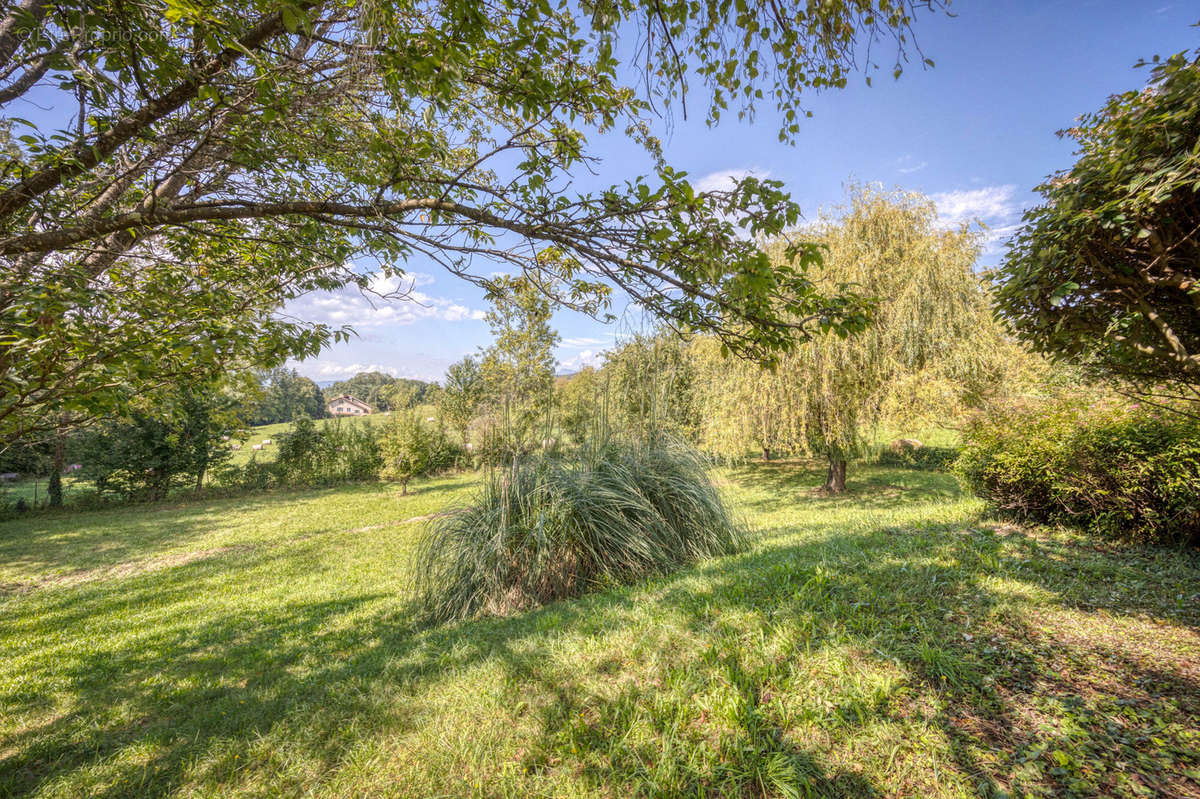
[[896, 156, 928, 175], [931, 185, 1018, 229], [930, 184, 1025, 255], [693, 168, 778, 238], [560, 336, 612, 349], [291, 357, 448, 383], [977, 222, 1023, 253], [283, 274, 486, 329], [694, 167, 770, 194], [309, 362, 400, 379], [558, 349, 603, 372], [368, 270, 435, 295]]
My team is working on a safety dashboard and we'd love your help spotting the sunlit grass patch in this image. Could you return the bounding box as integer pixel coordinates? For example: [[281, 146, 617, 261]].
[[0, 461, 1196, 798]]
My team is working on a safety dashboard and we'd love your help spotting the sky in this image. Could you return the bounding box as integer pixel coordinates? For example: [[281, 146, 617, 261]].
[[13, 2, 1193, 384], [289, 2, 1197, 383]]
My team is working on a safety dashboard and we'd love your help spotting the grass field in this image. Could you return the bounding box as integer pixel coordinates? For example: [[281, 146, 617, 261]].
[[0, 476, 86, 509], [224, 408, 437, 467], [1, 462, 1197, 798], [224, 420, 297, 466]]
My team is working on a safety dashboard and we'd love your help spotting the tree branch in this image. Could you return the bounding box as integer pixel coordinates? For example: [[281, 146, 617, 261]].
[[0, 6, 301, 221]]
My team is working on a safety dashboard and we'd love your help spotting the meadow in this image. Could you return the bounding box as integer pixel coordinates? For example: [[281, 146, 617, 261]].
[[1, 462, 1196, 798]]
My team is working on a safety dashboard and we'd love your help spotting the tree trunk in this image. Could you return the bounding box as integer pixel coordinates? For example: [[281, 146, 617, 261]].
[[52, 425, 64, 470], [761, 446, 771, 461], [49, 426, 64, 507], [824, 457, 847, 493], [401, 478, 408, 495]]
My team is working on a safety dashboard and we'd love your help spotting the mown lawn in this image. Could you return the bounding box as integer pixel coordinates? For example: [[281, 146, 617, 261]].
[[1, 462, 1197, 798]]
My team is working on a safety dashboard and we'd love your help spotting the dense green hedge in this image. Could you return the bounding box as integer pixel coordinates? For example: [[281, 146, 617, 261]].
[[956, 400, 1200, 547], [213, 416, 394, 491], [876, 444, 960, 471]]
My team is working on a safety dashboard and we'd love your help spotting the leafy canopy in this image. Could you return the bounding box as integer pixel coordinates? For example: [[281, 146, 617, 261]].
[[323, 372, 434, 411], [995, 49, 1200, 391], [439, 356, 485, 444], [247, 367, 326, 425], [75, 383, 241, 500], [694, 187, 1003, 487], [379, 411, 448, 493], [0, 0, 944, 444], [478, 276, 559, 454]]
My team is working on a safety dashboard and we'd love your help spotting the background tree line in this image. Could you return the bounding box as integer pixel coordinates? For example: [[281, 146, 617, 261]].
[[244, 369, 439, 426]]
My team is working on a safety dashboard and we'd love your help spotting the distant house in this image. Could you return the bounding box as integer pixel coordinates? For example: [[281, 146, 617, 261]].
[[327, 394, 372, 416]]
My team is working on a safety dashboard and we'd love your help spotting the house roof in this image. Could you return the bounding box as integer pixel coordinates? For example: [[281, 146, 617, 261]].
[[326, 394, 371, 408]]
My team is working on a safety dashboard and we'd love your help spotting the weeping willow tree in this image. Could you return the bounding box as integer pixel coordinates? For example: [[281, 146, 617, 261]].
[[696, 186, 1013, 491], [603, 331, 700, 443], [692, 335, 804, 462]]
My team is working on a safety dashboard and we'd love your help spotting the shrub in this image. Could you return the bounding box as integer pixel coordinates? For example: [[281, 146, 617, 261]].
[[379, 413, 459, 493], [274, 415, 324, 484], [411, 441, 747, 622], [466, 413, 511, 466], [274, 415, 384, 488], [319, 417, 384, 483], [213, 456, 278, 492], [67, 488, 111, 512], [75, 387, 237, 501], [877, 444, 960, 471], [956, 400, 1200, 547]]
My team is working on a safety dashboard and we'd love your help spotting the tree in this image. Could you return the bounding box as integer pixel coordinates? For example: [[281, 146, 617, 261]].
[[695, 187, 1002, 492], [995, 50, 1200, 393], [0, 434, 51, 476], [46, 469, 62, 507], [604, 331, 698, 443], [272, 414, 383, 486], [274, 414, 324, 485], [323, 373, 432, 411], [380, 411, 442, 494], [250, 368, 325, 425], [383, 379, 436, 411], [556, 367, 603, 447], [479, 276, 559, 455], [385, 383, 418, 412], [77, 384, 241, 500], [0, 0, 944, 445], [691, 335, 801, 463], [439, 356, 485, 445]]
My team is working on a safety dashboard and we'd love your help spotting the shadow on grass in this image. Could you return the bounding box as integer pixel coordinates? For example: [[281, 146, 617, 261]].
[[642, 510, 1200, 797], [1, 462, 1197, 797], [726, 460, 963, 514]]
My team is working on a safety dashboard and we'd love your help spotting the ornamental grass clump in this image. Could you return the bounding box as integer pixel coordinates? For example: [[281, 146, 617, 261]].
[[411, 441, 747, 623]]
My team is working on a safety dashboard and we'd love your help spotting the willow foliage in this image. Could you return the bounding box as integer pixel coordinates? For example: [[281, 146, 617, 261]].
[[695, 186, 1021, 488], [603, 331, 700, 443]]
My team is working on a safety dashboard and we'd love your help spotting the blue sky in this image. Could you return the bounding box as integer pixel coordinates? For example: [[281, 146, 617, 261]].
[[11, 2, 1192, 383], [292, 2, 1197, 383]]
